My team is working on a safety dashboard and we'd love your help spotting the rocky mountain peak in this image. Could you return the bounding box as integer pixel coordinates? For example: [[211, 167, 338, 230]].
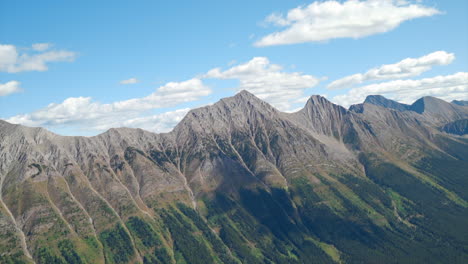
[[410, 96, 446, 114], [172, 90, 280, 140], [306, 94, 335, 106], [409, 96, 468, 125], [233, 89, 258, 100], [364, 95, 410, 111], [302, 95, 347, 117], [220, 90, 276, 112], [289, 95, 351, 138]]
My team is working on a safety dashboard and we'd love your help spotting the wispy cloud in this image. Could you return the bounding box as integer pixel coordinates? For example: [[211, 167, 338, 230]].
[[0, 80, 22, 96], [0, 43, 75, 73], [332, 72, 468, 107], [328, 51, 455, 89], [31, 43, 52, 51], [255, 0, 440, 47], [120, 77, 139, 85], [7, 78, 210, 132]]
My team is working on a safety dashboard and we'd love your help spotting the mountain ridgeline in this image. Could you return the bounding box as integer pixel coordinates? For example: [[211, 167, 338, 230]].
[[0, 91, 467, 264]]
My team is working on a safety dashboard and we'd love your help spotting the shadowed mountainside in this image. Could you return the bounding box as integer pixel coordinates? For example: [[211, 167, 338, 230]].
[[452, 100, 468, 106]]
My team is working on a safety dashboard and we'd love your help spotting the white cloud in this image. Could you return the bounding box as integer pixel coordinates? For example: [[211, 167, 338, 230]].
[[6, 55, 317, 133], [0, 81, 22, 96], [332, 72, 468, 107], [112, 79, 210, 111], [120, 78, 139, 85], [328, 51, 455, 89], [6, 78, 210, 132], [255, 0, 440, 47], [121, 108, 190, 133], [0, 43, 75, 73], [32, 43, 52, 51], [204, 57, 319, 110]]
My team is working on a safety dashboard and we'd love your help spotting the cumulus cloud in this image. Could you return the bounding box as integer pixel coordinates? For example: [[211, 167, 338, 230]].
[[328, 51, 455, 89], [6, 78, 210, 132], [0, 81, 22, 96], [120, 78, 139, 85], [204, 57, 319, 110], [121, 108, 190, 133], [112, 79, 210, 111], [332, 72, 468, 107], [0, 43, 75, 73], [255, 0, 440, 47]]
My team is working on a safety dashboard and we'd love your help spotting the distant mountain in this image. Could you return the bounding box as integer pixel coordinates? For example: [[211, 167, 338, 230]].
[[1, 91, 467, 264], [452, 100, 468, 106], [352, 95, 468, 127], [363, 95, 410, 111], [409, 96, 467, 122]]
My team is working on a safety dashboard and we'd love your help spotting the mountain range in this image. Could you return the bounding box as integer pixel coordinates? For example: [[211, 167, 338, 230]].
[[0, 91, 467, 264]]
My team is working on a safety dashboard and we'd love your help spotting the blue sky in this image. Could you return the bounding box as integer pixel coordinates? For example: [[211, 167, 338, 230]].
[[1, 0, 467, 135]]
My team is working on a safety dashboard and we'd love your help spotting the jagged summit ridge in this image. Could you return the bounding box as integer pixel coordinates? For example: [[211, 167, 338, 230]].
[[173, 90, 279, 137], [364, 95, 410, 111], [349, 94, 468, 126], [289, 95, 350, 137]]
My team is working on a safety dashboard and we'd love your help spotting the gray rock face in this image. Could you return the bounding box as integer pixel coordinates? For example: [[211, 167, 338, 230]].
[[363, 95, 410, 111], [0, 91, 467, 263]]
